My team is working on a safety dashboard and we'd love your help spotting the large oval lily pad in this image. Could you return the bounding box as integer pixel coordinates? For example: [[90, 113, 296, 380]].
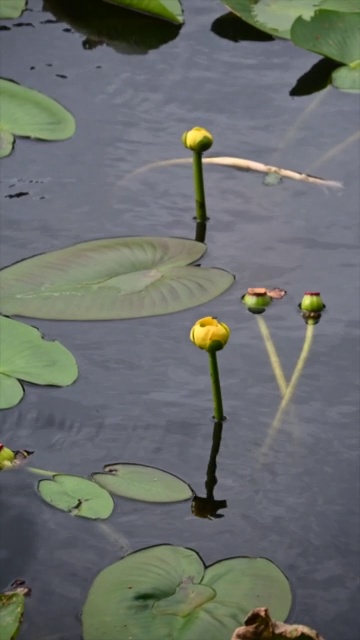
[[92, 463, 193, 503], [0, 78, 75, 157], [82, 545, 292, 640], [291, 10, 360, 64], [103, 0, 184, 25], [37, 474, 114, 519], [0, 316, 78, 409], [0, 593, 24, 640], [0, 237, 235, 320]]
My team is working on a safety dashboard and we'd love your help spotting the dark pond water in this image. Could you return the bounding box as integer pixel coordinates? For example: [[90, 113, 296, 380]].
[[1, 1, 359, 639]]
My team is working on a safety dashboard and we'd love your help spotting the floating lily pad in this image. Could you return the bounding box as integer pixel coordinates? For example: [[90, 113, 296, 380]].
[[0, 78, 75, 157], [82, 545, 292, 640], [0, 0, 26, 19], [37, 474, 114, 519], [92, 464, 193, 503], [102, 0, 184, 25], [0, 316, 78, 409], [0, 237, 235, 320], [0, 593, 24, 640], [222, 0, 360, 40], [332, 61, 360, 92], [291, 10, 360, 64], [44, 0, 181, 55]]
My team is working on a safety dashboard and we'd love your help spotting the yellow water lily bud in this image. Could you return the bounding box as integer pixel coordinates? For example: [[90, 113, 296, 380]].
[[182, 127, 213, 153], [190, 317, 230, 352], [0, 444, 15, 471]]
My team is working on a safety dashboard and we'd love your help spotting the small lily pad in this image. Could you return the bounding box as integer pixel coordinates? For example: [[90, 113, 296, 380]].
[[0, 78, 75, 158], [0, 316, 78, 409], [37, 474, 114, 519], [0, 593, 24, 640], [0, 237, 234, 320], [82, 545, 292, 640], [0, 130, 14, 158], [0, 0, 26, 19], [92, 463, 193, 503]]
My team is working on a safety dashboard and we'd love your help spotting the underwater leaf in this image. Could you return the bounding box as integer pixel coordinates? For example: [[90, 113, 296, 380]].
[[331, 62, 360, 92], [0, 0, 26, 19], [0, 79, 75, 148], [82, 545, 291, 640], [0, 373, 24, 410], [37, 474, 114, 519], [44, 0, 181, 55], [102, 0, 184, 25], [92, 463, 193, 503], [0, 130, 14, 158], [0, 593, 24, 640], [0, 237, 234, 320], [291, 10, 360, 65]]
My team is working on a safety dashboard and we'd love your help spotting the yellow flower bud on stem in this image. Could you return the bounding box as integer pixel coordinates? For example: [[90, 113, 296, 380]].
[[182, 127, 213, 225], [190, 317, 230, 421]]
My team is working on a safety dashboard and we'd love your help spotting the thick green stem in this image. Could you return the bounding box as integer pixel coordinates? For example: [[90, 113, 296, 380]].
[[208, 351, 224, 422], [27, 466, 58, 477], [193, 150, 207, 223]]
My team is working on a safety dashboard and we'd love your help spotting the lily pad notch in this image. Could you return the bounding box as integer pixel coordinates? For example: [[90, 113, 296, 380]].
[[0, 78, 76, 158]]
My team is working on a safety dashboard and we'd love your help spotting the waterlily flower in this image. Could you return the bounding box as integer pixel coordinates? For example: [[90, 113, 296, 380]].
[[300, 292, 326, 313], [0, 444, 15, 470], [190, 316, 230, 352], [182, 127, 213, 153]]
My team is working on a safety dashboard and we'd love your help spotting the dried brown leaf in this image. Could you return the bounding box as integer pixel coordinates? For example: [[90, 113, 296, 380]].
[[231, 608, 324, 640]]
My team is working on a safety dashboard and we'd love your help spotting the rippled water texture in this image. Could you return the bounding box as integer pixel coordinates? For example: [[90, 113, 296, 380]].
[[1, 1, 359, 639]]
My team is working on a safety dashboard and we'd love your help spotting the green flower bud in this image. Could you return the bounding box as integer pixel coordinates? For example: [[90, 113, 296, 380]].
[[241, 288, 272, 315], [190, 316, 230, 352], [299, 292, 326, 313], [0, 443, 15, 471], [182, 127, 213, 153]]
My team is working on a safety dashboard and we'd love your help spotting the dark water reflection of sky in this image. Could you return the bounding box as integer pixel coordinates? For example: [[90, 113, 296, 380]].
[[1, 1, 359, 639]]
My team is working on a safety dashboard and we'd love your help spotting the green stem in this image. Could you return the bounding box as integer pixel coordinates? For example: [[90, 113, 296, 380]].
[[195, 220, 207, 243], [208, 351, 224, 422], [27, 466, 58, 477], [193, 150, 207, 223]]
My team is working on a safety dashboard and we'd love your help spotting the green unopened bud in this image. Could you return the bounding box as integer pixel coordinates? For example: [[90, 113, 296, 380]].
[[241, 288, 272, 315], [182, 127, 213, 153], [299, 292, 326, 313], [0, 444, 15, 471], [190, 316, 230, 352]]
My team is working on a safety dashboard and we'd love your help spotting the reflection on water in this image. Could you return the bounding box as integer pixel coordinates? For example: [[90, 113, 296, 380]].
[[43, 0, 181, 55], [192, 420, 228, 519]]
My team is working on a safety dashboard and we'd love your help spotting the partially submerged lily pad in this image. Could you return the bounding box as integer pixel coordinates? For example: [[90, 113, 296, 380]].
[[0, 78, 75, 157], [0, 237, 235, 320], [37, 474, 114, 519], [44, 0, 181, 55], [82, 545, 292, 640], [0, 316, 78, 409], [92, 463, 193, 503], [0, 593, 24, 640], [102, 0, 184, 25], [0, 0, 26, 19]]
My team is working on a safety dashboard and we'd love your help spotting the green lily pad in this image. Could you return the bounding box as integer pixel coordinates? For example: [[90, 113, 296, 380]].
[[332, 61, 360, 92], [0, 130, 15, 159], [44, 0, 181, 55], [37, 474, 114, 519], [102, 0, 184, 25], [92, 464, 193, 503], [222, 0, 360, 40], [0, 593, 24, 640], [0, 0, 26, 19], [0, 78, 75, 157], [0, 316, 78, 409], [0, 237, 235, 320], [82, 545, 292, 640], [291, 10, 360, 64]]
